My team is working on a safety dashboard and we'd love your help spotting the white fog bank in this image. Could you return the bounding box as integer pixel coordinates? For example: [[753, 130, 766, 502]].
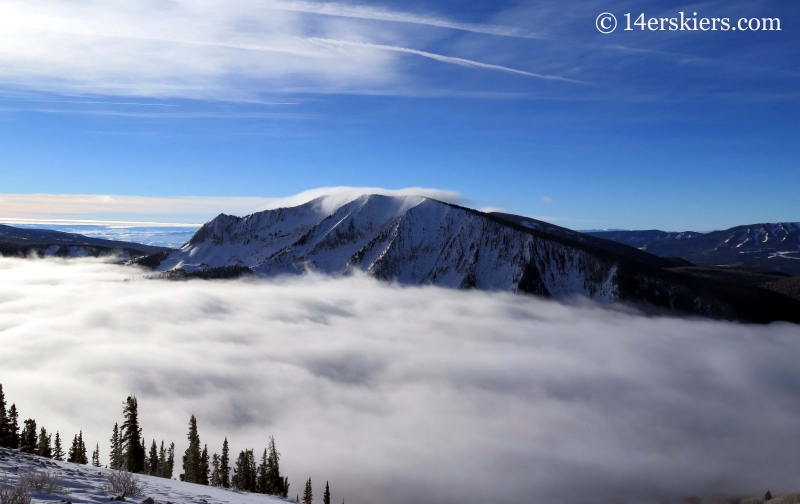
[[1, 257, 800, 504]]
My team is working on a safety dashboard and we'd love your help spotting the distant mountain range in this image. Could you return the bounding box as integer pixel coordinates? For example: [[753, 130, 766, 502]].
[[587, 223, 800, 276], [124, 194, 799, 324], [0, 224, 165, 258]]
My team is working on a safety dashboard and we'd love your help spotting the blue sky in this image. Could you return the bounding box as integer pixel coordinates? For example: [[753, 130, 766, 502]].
[[0, 0, 797, 230]]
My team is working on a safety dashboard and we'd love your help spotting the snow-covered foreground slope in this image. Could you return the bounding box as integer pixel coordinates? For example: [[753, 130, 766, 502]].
[[0, 449, 289, 504]]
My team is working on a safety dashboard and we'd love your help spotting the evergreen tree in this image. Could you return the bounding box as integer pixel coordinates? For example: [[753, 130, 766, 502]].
[[68, 434, 80, 463], [53, 432, 65, 461], [92, 443, 101, 467], [157, 441, 167, 478], [231, 449, 257, 492], [6, 405, 19, 449], [210, 453, 221, 487], [181, 415, 202, 483], [200, 445, 210, 485], [148, 440, 159, 475], [302, 478, 313, 504], [165, 442, 175, 479], [323, 482, 330, 504], [283, 478, 290, 499], [121, 396, 145, 473], [0, 384, 7, 448], [266, 436, 286, 497], [79, 431, 88, 464], [142, 435, 149, 470], [36, 427, 52, 458], [220, 438, 231, 488], [20, 419, 37, 453], [256, 448, 269, 494], [69, 431, 88, 464], [109, 423, 123, 470]]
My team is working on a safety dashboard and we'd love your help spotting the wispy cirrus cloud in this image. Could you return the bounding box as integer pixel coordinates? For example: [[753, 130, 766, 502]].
[[269, 0, 542, 38], [0, 0, 566, 101]]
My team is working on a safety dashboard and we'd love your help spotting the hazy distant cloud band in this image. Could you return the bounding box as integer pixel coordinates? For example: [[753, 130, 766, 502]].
[[0, 187, 467, 225]]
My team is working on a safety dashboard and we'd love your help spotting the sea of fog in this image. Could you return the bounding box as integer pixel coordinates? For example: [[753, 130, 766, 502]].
[[2, 257, 800, 504], [7, 224, 200, 248]]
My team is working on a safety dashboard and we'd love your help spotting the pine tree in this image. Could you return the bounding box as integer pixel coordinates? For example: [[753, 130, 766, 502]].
[[302, 478, 313, 504], [283, 478, 290, 499], [109, 423, 120, 469], [68, 434, 80, 463], [210, 453, 221, 487], [220, 438, 231, 488], [157, 441, 167, 478], [256, 448, 269, 494], [165, 442, 175, 479], [53, 432, 65, 461], [37, 427, 52, 458], [232, 449, 257, 492], [92, 443, 101, 467], [200, 444, 210, 485], [121, 396, 145, 473], [79, 431, 88, 464], [69, 431, 88, 464], [323, 482, 330, 504], [6, 405, 19, 449], [266, 436, 286, 496], [143, 435, 149, 471], [181, 415, 202, 483], [0, 384, 7, 448], [20, 419, 37, 453], [147, 440, 158, 475]]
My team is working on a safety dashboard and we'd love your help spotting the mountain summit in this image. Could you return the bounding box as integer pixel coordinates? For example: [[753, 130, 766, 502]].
[[133, 194, 800, 323]]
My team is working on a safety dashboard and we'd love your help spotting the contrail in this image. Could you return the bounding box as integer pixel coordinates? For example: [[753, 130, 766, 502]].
[[309, 38, 586, 84], [270, 1, 544, 39]]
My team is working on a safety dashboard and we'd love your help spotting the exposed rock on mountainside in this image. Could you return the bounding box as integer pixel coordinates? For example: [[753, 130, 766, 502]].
[[0, 224, 165, 259], [129, 195, 800, 323], [588, 223, 800, 275]]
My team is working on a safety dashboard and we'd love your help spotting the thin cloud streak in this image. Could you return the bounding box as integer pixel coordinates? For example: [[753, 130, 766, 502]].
[[270, 0, 544, 39], [309, 38, 587, 83]]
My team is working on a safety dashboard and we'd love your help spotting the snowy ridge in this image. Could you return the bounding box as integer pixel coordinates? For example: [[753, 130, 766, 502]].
[[588, 222, 800, 275], [137, 194, 800, 322], [0, 449, 289, 504], [153, 195, 623, 301]]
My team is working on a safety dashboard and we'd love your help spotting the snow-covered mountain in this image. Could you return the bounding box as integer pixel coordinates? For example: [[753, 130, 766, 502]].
[[0, 224, 165, 259], [133, 194, 800, 323], [148, 195, 622, 298], [588, 223, 800, 275]]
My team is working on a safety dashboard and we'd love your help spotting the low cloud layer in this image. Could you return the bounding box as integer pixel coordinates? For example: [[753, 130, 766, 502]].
[[2, 258, 800, 504]]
